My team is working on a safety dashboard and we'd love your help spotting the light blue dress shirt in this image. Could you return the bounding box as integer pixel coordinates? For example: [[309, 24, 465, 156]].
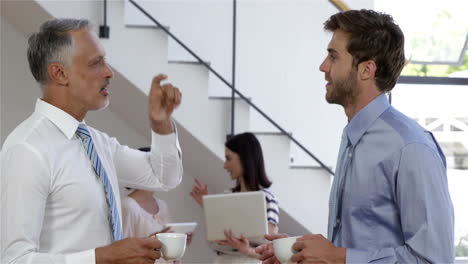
[[329, 93, 455, 263]]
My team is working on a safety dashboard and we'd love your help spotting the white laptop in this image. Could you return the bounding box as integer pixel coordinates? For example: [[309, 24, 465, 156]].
[[202, 191, 268, 241]]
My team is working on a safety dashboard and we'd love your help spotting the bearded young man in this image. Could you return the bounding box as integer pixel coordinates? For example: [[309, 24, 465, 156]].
[[256, 9, 454, 264]]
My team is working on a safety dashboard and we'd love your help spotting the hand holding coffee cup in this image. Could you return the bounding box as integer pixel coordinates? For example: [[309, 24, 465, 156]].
[[273, 236, 300, 263], [156, 233, 187, 260]]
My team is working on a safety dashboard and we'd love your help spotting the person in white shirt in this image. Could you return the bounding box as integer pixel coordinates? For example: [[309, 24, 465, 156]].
[[121, 187, 193, 264], [1, 18, 183, 264], [121, 148, 194, 263]]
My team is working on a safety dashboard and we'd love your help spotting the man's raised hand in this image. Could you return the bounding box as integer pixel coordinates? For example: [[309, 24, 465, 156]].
[[148, 74, 182, 134]]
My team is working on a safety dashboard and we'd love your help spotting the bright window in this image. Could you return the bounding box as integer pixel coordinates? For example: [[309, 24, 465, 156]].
[[391, 82, 468, 257]]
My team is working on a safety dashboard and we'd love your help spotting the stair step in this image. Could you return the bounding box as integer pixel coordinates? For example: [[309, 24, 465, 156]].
[[208, 96, 251, 101], [289, 165, 332, 171], [252, 131, 293, 136], [168, 60, 211, 66], [126, 24, 170, 31]]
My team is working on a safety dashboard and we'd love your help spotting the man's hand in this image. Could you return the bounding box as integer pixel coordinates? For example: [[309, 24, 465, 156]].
[[290, 234, 346, 264], [148, 74, 182, 135], [95, 237, 162, 264], [255, 233, 288, 264]]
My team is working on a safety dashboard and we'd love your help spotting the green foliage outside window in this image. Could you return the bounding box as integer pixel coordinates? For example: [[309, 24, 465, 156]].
[[456, 232, 468, 257], [402, 51, 468, 77], [400, 9, 468, 77]]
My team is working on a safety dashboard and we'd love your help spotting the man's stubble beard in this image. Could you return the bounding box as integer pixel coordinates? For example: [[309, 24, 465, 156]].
[[326, 68, 360, 107]]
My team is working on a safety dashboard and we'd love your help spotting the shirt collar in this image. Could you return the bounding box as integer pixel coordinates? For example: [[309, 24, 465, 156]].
[[35, 98, 81, 139], [346, 93, 390, 146]]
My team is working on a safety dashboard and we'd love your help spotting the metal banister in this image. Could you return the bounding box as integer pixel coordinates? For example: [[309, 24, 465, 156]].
[[128, 0, 335, 176]]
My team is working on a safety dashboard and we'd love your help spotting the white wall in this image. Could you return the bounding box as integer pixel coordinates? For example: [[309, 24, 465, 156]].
[[125, 0, 374, 169], [0, 18, 39, 143]]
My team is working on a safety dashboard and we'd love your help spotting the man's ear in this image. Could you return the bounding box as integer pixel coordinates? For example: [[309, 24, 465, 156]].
[[359, 60, 377, 81], [48, 63, 69, 86]]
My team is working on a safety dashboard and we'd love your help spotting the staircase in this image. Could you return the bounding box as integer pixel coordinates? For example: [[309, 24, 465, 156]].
[[1, 1, 336, 262]]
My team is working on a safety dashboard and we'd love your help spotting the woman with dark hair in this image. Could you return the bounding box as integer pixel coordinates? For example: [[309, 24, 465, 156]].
[[190, 132, 279, 263]]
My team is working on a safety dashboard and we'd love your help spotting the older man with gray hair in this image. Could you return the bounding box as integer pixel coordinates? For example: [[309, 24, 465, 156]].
[[1, 18, 183, 264]]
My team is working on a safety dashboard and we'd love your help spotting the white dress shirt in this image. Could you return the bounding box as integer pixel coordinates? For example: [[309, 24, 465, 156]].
[[1, 99, 183, 264]]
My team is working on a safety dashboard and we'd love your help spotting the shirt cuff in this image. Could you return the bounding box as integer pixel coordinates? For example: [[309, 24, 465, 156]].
[[150, 122, 181, 156], [65, 249, 95, 264], [346, 248, 368, 264]]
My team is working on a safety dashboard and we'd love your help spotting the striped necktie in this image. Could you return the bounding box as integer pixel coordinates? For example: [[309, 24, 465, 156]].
[[327, 127, 350, 241], [76, 124, 122, 241]]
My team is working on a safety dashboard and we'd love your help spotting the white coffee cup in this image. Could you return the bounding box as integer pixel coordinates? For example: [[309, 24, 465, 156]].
[[156, 233, 187, 260], [273, 236, 300, 263]]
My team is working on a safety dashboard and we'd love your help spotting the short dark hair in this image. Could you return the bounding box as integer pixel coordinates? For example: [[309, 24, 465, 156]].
[[27, 18, 91, 85], [324, 9, 405, 92], [225, 133, 272, 192]]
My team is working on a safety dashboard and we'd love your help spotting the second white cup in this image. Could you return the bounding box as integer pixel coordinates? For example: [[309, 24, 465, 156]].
[[156, 233, 187, 260], [273, 236, 301, 263]]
